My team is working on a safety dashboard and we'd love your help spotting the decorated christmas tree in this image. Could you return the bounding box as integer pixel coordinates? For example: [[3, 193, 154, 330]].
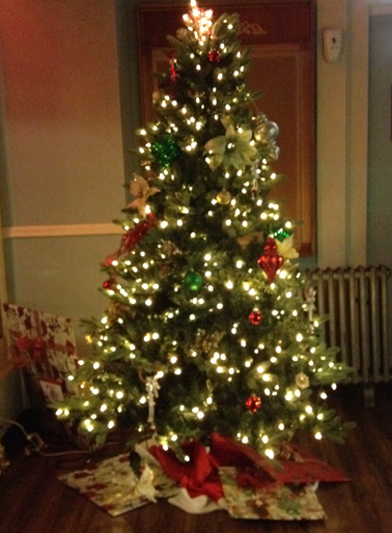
[[56, 1, 353, 461]]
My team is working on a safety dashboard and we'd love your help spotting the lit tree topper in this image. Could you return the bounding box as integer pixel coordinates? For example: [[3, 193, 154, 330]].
[[183, 0, 213, 38]]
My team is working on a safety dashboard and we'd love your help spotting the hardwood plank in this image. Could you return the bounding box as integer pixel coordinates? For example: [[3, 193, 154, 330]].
[[1, 384, 391, 533]]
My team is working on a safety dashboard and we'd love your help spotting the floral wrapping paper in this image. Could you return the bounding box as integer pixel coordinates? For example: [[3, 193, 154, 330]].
[[59, 439, 348, 519], [219, 467, 326, 520], [59, 453, 179, 517]]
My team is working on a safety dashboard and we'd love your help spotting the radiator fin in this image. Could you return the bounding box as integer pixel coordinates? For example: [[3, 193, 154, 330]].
[[304, 265, 392, 384]]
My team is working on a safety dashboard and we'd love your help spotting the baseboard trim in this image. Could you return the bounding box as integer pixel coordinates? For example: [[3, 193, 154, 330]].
[[2, 223, 123, 239]]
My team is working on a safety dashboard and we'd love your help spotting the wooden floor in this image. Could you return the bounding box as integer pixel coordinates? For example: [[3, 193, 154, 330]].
[[1, 383, 392, 533]]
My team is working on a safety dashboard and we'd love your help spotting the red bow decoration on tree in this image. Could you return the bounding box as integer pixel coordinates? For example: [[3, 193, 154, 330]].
[[102, 213, 156, 266]]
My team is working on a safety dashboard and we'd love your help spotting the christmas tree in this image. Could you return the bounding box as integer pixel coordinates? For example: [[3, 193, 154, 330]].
[[56, 1, 353, 460]]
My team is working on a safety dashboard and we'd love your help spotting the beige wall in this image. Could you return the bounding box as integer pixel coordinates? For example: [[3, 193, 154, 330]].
[[316, 0, 369, 268], [0, 0, 125, 405], [0, 0, 387, 415]]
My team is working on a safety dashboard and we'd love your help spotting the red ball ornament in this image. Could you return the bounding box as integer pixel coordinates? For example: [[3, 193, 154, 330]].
[[249, 311, 262, 325], [258, 237, 284, 283], [103, 278, 117, 290], [208, 49, 221, 63], [246, 395, 262, 412]]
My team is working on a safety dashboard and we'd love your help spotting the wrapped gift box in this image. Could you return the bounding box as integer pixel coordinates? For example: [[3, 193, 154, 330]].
[[3, 303, 78, 402]]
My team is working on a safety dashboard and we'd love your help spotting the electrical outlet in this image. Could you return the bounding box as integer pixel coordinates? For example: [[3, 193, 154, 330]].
[[322, 28, 343, 63]]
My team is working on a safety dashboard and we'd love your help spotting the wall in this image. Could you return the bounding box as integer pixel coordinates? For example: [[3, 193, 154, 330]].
[[0, 0, 125, 329], [0, 0, 389, 420], [0, 0, 125, 419], [368, 9, 392, 265]]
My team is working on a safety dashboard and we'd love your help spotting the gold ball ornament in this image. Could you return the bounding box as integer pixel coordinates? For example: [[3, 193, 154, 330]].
[[295, 372, 310, 389], [216, 190, 232, 205]]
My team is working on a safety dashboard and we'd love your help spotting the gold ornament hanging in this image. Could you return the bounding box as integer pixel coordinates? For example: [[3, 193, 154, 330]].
[[216, 189, 232, 205]]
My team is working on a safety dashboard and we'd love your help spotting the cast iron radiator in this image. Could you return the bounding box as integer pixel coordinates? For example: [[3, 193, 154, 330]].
[[304, 265, 392, 385]]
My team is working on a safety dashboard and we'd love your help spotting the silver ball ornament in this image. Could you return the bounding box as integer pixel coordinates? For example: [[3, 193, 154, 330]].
[[254, 120, 280, 144]]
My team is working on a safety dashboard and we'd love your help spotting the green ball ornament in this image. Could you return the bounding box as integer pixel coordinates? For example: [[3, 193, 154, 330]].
[[274, 228, 293, 242], [151, 135, 181, 168], [184, 271, 203, 291]]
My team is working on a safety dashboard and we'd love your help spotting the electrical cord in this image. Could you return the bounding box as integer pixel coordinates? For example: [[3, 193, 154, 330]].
[[0, 417, 94, 457]]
